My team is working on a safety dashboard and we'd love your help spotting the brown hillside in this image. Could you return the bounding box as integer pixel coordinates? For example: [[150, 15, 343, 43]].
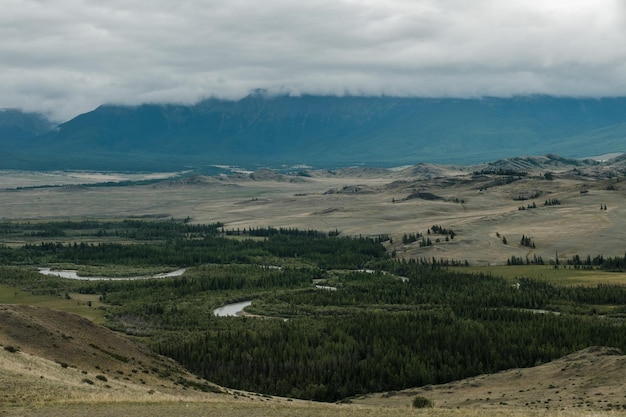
[[0, 304, 220, 406], [352, 346, 626, 412]]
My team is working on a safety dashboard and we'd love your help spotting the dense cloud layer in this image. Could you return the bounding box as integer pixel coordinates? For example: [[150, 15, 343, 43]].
[[2, 0, 625, 121]]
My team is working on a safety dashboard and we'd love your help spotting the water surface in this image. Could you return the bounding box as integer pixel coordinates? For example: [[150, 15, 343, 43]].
[[213, 301, 252, 317], [37, 267, 186, 281]]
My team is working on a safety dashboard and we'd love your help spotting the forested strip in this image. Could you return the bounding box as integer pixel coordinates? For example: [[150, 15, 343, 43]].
[[0, 219, 223, 239], [0, 222, 387, 269]]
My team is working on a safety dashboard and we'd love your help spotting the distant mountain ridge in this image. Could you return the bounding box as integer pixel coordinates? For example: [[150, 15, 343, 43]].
[[0, 108, 54, 149], [2, 95, 626, 171]]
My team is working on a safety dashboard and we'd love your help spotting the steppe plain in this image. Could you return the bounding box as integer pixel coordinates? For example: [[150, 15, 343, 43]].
[[1, 154, 626, 417], [1, 155, 625, 266]]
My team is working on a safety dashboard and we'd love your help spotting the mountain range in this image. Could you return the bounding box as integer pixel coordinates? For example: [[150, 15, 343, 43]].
[[2, 94, 626, 171]]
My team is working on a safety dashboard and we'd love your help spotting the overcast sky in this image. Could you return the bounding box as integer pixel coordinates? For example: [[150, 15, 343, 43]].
[[2, 0, 626, 121]]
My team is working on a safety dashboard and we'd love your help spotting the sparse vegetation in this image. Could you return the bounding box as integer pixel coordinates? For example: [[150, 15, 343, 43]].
[[544, 198, 560, 206], [518, 202, 537, 210]]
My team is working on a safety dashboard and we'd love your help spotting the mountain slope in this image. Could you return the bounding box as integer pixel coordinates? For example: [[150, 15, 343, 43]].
[[0, 109, 53, 146], [5, 95, 626, 170]]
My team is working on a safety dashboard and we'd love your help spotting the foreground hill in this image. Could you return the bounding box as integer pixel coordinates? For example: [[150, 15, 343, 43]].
[[1, 304, 624, 416], [0, 304, 220, 403], [353, 346, 626, 412], [4, 95, 626, 170]]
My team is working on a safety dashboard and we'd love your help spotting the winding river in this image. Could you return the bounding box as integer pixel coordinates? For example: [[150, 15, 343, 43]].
[[37, 267, 186, 281]]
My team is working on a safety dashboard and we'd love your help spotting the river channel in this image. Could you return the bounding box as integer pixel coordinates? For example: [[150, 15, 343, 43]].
[[213, 300, 252, 317], [37, 267, 186, 281]]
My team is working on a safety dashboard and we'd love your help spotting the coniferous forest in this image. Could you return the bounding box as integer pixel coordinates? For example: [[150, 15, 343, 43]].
[[1, 219, 625, 402]]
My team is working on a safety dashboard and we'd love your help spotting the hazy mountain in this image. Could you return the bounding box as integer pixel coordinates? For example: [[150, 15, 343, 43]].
[[0, 109, 54, 148], [3, 95, 626, 171]]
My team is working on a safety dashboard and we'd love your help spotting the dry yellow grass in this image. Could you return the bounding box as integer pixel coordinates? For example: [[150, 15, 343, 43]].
[[351, 346, 626, 413], [5, 402, 619, 417]]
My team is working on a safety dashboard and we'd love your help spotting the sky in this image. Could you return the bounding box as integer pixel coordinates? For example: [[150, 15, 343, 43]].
[[2, 0, 626, 121]]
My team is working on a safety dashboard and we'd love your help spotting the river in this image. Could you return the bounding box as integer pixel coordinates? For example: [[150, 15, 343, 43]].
[[213, 300, 252, 317], [37, 267, 186, 281]]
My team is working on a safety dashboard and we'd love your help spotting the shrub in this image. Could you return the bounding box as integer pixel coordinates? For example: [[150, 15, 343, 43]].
[[412, 396, 434, 408], [3, 345, 19, 353]]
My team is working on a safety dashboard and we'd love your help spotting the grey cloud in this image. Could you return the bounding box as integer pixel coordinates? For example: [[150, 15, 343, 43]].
[[1, 0, 625, 121]]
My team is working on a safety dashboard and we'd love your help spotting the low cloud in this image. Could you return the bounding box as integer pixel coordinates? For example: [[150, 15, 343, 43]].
[[1, 0, 625, 121]]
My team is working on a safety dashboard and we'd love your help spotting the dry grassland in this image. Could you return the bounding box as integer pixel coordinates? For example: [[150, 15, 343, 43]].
[[0, 164, 624, 267], [4, 401, 617, 417]]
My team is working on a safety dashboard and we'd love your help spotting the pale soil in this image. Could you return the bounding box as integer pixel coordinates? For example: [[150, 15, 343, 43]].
[[0, 170, 184, 188]]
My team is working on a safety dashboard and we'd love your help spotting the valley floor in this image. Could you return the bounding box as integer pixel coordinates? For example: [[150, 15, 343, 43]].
[[0, 160, 625, 266]]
